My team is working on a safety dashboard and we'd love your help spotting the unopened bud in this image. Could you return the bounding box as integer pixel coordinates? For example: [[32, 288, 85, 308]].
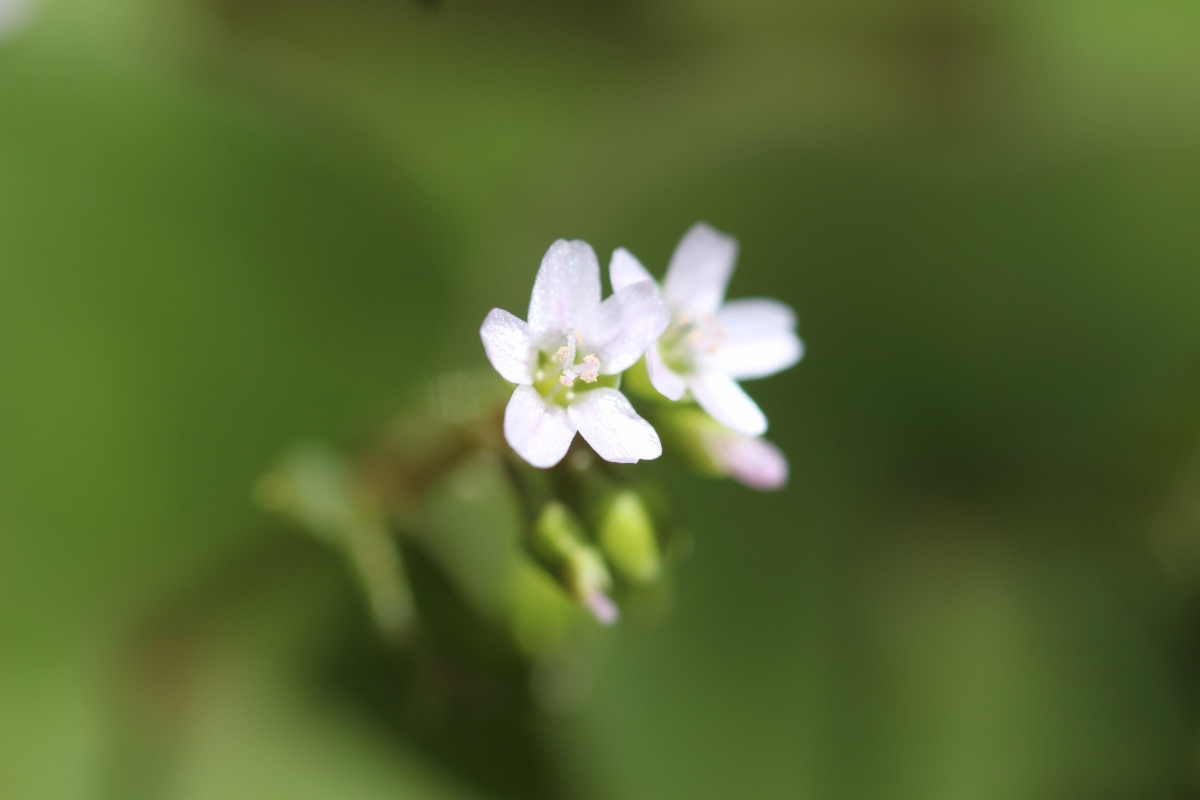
[[659, 408, 788, 491], [599, 490, 661, 583], [531, 502, 619, 625], [584, 590, 619, 625]]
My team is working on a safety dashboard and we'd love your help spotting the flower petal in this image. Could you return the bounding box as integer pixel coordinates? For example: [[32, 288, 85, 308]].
[[568, 388, 662, 464], [702, 430, 788, 490], [579, 280, 671, 374], [527, 239, 601, 346], [688, 371, 767, 436], [716, 297, 797, 335], [609, 247, 656, 293], [662, 223, 738, 316], [706, 331, 803, 381], [504, 385, 577, 468], [480, 308, 535, 384], [646, 342, 687, 401], [700, 299, 802, 380]]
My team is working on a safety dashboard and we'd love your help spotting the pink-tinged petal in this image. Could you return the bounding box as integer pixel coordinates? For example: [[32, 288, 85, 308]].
[[662, 223, 738, 316], [689, 371, 767, 436], [480, 308, 536, 384], [702, 430, 788, 490], [567, 388, 662, 464], [609, 247, 656, 293], [580, 281, 671, 374], [504, 385, 577, 468], [646, 343, 687, 401], [527, 240, 601, 345]]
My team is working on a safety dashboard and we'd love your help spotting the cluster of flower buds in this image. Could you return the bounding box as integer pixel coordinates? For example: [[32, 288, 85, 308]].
[[259, 223, 802, 643]]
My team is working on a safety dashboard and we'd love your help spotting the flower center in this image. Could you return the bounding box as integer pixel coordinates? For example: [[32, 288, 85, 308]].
[[658, 312, 723, 373], [533, 332, 608, 403]]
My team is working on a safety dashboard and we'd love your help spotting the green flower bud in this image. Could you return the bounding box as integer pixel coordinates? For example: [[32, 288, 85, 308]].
[[599, 490, 661, 584], [531, 501, 618, 624]]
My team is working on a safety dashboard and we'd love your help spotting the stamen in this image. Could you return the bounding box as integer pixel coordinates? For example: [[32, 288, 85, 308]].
[[579, 354, 600, 383], [547, 333, 599, 394], [555, 331, 581, 367]]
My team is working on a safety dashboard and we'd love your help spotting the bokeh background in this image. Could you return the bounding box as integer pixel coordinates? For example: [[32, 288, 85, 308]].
[[6, 0, 1200, 798]]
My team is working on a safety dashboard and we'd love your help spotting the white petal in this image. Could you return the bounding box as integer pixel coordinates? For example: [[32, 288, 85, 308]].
[[703, 430, 788, 490], [689, 371, 767, 436], [527, 240, 601, 345], [580, 281, 671, 374], [568, 388, 662, 464], [706, 332, 804, 381], [480, 308, 535, 384], [702, 298, 802, 380], [504, 385, 577, 468], [646, 342, 687, 401], [716, 297, 796, 335], [609, 247, 656, 293], [662, 223, 738, 316]]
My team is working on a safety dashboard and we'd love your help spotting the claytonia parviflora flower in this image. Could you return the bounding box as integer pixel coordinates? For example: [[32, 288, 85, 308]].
[[611, 223, 804, 436], [481, 239, 671, 468]]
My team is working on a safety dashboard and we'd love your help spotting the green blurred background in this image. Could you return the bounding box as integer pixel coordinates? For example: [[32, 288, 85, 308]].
[[6, 0, 1200, 797]]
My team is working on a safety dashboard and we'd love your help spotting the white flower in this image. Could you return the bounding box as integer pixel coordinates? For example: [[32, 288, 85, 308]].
[[481, 239, 671, 468], [610, 223, 803, 436]]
